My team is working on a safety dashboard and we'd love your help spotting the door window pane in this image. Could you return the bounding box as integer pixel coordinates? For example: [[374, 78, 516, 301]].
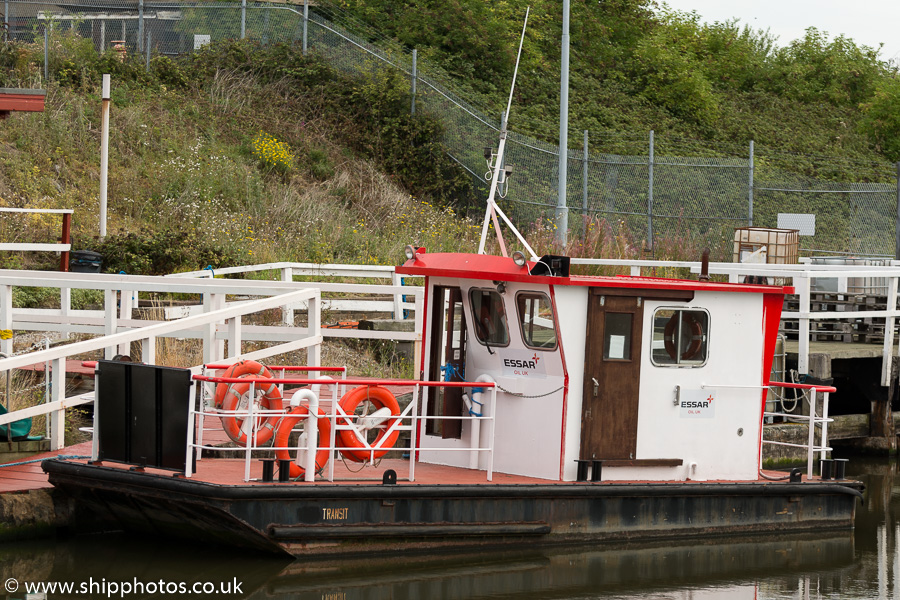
[[603, 313, 632, 360]]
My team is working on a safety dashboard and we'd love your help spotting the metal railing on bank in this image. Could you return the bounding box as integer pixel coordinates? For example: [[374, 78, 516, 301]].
[[0, 264, 424, 450], [571, 257, 900, 387]]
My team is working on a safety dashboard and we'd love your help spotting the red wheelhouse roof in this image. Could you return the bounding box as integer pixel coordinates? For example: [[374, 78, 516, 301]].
[[396, 252, 794, 295]]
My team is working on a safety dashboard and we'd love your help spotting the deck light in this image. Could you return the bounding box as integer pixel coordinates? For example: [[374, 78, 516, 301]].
[[512, 251, 527, 267], [404, 245, 416, 261]]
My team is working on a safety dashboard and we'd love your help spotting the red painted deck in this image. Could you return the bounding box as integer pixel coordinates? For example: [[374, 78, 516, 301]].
[[0, 441, 92, 492], [1, 439, 819, 491]]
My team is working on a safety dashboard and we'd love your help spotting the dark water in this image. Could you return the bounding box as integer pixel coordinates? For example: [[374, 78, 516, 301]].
[[1, 458, 896, 600]]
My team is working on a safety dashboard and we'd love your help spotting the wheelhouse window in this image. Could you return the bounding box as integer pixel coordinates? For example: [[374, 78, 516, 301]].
[[516, 292, 558, 350], [651, 308, 709, 367], [470, 289, 509, 347]]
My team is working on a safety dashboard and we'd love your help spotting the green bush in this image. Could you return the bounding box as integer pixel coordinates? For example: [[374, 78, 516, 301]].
[[92, 230, 240, 275]]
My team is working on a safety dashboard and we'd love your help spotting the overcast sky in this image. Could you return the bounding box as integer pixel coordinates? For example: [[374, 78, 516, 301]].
[[658, 1, 900, 62]]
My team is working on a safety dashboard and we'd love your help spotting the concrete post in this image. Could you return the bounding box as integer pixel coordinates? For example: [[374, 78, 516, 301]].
[[43, 25, 48, 82], [582, 129, 589, 240], [748, 140, 755, 227], [302, 0, 308, 55], [895, 162, 900, 260]]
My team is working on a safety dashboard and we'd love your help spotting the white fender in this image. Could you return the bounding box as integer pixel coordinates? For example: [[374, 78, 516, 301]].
[[290, 388, 321, 482]]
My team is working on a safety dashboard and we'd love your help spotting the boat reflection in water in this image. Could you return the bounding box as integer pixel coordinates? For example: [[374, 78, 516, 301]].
[[0, 530, 854, 600], [262, 533, 854, 600]]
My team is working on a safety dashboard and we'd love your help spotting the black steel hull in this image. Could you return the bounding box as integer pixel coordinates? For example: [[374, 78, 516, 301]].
[[43, 459, 863, 557]]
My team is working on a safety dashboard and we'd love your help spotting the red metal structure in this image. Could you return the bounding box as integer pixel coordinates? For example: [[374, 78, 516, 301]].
[[0, 88, 45, 119]]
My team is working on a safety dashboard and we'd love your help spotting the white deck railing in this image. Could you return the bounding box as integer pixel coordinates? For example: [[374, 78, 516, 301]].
[[572, 258, 900, 386], [762, 382, 834, 479], [190, 371, 498, 483]]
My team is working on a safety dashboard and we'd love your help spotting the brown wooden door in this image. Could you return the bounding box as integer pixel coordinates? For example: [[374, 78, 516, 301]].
[[581, 292, 644, 459]]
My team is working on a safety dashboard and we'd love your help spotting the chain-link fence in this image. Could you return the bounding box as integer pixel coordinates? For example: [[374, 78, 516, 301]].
[[5, 0, 899, 257]]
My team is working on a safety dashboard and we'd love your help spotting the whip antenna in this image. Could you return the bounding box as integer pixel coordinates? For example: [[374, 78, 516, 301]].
[[477, 7, 538, 260]]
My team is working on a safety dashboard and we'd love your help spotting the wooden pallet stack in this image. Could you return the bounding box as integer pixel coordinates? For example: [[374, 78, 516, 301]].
[[781, 293, 899, 343]]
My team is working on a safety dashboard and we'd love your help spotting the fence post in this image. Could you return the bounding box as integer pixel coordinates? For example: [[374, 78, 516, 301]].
[[43, 25, 48, 82], [281, 266, 294, 326], [3, 0, 9, 42], [749, 140, 755, 227], [59, 212, 71, 272], [410, 49, 417, 116], [138, 0, 143, 52], [895, 161, 900, 260], [49, 357, 65, 450], [241, 0, 246, 39], [582, 129, 588, 240], [100, 74, 110, 239], [302, 0, 308, 55], [145, 30, 150, 69], [647, 130, 654, 248], [0, 285, 11, 356]]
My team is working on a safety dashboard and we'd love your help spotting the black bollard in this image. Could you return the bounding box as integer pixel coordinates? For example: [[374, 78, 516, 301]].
[[261, 459, 275, 482], [591, 460, 602, 482], [820, 459, 834, 480], [576, 460, 589, 482], [833, 458, 849, 480], [278, 459, 292, 482]]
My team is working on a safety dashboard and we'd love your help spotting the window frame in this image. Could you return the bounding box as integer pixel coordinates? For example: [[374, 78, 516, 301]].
[[649, 307, 710, 368], [515, 291, 558, 351], [468, 288, 511, 348]]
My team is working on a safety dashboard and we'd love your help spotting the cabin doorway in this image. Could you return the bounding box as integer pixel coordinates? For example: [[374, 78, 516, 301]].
[[581, 292, 644, 459], [426, 286, 467, 439]]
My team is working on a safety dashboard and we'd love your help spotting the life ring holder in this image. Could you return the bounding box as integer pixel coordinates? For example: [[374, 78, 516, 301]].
[[336, 386, 401, 463], [273, 405, 332, 479], [214, 360, 283, 445], [663, 312, 704, 361]]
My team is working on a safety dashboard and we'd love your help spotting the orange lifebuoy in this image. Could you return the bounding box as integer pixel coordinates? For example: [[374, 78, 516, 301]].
[[273, 405, 332, 479], [336, 386, 401, 463], [214, 360, 283, 445], [663, 313, 704, 361]]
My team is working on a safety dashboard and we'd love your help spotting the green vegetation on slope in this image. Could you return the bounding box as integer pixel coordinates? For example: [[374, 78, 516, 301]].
[[4, 0, 900, 273], [336, 0, 900, 171], [0, 38, 480, 273]]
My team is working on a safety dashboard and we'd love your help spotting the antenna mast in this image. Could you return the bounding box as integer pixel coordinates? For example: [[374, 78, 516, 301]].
[[477, 7, 539, 259]]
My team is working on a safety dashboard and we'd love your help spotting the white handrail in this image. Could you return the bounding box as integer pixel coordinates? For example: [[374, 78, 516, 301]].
[[762, 385, 833, 479], [189, 377, 498, 483]]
